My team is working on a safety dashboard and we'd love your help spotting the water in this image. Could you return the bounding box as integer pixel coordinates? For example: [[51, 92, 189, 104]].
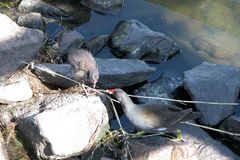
[[46, 0, 240, 78]]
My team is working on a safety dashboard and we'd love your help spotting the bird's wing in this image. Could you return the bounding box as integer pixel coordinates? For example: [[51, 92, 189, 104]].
[[140, 104, 192, 128]]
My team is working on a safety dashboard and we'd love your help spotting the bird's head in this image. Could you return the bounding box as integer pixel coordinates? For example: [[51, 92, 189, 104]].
[[106, 88, 127, 102], [89, 70, 99, 88]]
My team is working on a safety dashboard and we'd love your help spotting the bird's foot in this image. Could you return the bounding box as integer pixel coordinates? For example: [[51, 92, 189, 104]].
[[166, 129, 186, 142]]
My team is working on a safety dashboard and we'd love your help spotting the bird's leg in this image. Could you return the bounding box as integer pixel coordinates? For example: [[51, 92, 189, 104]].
[[81, 84, 89, 97]]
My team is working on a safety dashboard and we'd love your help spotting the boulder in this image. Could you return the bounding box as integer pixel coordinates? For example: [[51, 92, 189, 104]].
[[0, 13, 44, 81], [83, 34, 109, 56], [0, 78, 33, 104], [17, 93, 109, 159], [109, 19, 180, 62], [57, 30, 85, 52], [128, 123, 239, 160], [184, 62, 240, 126], [17, 12, 46, 32]]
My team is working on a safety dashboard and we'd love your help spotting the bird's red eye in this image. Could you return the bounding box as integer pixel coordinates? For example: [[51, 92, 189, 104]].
[[106, 88, 116, 94]]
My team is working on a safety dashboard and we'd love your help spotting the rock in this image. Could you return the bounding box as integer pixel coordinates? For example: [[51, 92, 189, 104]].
[[219, 115, 240, 145], [17, 12, 46, 32], [33, 58, 155, 89], [57, 30, 85, 52], [184, 62, 240, 126], [0, 132, 9, 160], [17, 93, 109, 159], [96, 58, 156, 88], [80, 0, 124, 15], [0, 13, 44, 81], [128, 123, 239, 160], [34, 63, 76, 88], [109, 19, 180, 62], [83, 35, 109, 56], [18, 0, 73, 20], [0, 78, 33, 104], [133, 74, 182, 104]]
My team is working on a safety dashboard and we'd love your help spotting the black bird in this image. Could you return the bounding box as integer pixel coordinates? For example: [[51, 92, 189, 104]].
[[68, 49, 99, 88], [107, 89, 201, 133]]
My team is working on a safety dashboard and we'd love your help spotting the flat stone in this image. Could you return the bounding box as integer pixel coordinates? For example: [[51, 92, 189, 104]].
[[133, 74, 182, 104], [33, 58, 155, 89], [17, 93, 109, 159], [96, 58, 156, 88], [0, 13, 44, 81], [34, 63, 76, 88], [110, 19, 180, 62], [184, 62, 240, 126], [219, 115, 240, 149], [0, 78, 33, 104], [128, 123, 239, 160]]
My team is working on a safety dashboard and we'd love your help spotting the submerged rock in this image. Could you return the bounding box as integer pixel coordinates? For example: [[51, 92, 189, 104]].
[[18, 0, 73, 20], [17, 93, 109, 159], [184, 62, 240, 126], [0, 13, 44, 81], [110, 19, 180, 63], [80, 0, 124, 15], [17, 12, 46, 32], [128, 123, 239, 160]]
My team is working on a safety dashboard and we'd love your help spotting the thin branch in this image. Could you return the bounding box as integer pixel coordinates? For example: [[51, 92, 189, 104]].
[[128, 94, 238, 106], [182, 121, 240, 136]]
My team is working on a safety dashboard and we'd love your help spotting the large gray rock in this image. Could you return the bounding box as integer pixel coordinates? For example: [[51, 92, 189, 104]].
[[80, 0, 124, 15], [128, 123, 239, 160], [57, 30, 85, 52], [110, 19, 180, 62], [0, 78, 33, 104], [33, 58, 155, 89], [184, 62, 240, 126], [17, 93, 109, 159], [17, 12, 46, 32], [18, 0, 73, 20], [0, 132, 9, 160], [133, 74, 182, 104], [0, 13, 44, 81]]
